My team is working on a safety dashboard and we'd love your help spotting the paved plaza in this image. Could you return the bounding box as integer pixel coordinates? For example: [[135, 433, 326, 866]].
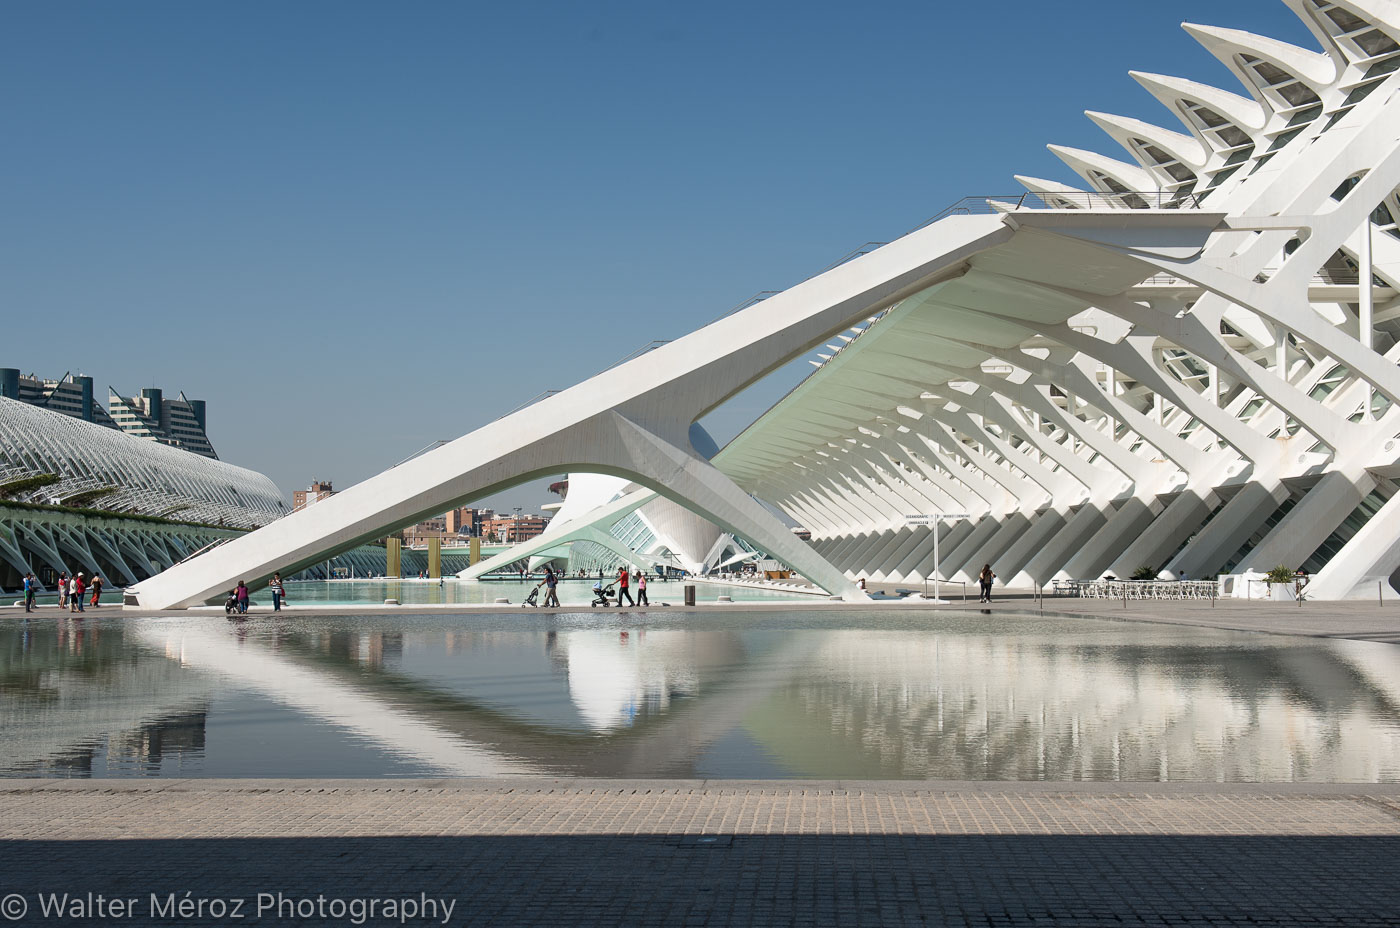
[[2, 779, 1399, 926]]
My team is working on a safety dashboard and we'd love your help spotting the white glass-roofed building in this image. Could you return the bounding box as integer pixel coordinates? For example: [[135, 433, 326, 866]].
[[0, 397, 287, 591], [130, 0, 1400, 608], [0, 397, 283, 526]]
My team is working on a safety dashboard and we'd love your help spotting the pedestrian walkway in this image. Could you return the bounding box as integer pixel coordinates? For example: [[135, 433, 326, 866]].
[[864, 581, 1400, 645], [3, 779, 1398, 926]]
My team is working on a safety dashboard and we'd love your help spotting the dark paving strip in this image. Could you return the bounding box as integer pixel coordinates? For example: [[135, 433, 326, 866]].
[[3, 834, 1398, 927]]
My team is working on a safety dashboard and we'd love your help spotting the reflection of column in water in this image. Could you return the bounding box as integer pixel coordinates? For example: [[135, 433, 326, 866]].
[[764, 629, 1400, 781], [556, 630, 730, 731], [130, 620, 536, 776]]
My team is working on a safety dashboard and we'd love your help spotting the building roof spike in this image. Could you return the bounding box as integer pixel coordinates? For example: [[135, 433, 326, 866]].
[[1181, 22, 1337, 87], [1047, 145, 1159, 196], [1084, 111, 1208, 171], [1130, 70, 1268, 134]]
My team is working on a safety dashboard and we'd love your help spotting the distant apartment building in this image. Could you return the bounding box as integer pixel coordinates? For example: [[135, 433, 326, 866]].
[[444, 507, 498, 537], [481, 513, 549, 544], [402, 509, 548, 545], [402, 516, 449, 547], [292, 480, 336, 511], [108, 387, 216, 459], [0, 370, 115, 426], [2, 370, 217, 458]]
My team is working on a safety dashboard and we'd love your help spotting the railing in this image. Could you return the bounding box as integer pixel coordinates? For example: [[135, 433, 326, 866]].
[[810, 242, 889, 276], [1053, 578, 1219, 600], [1131, 269, 1390, 288], [910, 190, 1211, 233], [390, 439, 450, 466], [171, 536, 232, 566], [599, 339, 674, 374]]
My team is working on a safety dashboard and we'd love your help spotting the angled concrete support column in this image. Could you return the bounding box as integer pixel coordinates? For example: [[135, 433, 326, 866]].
[[1237, 470, 1375, 575], [459, 487, 656, 580], [952, 512, 1031, 583], [135, 215, 1012, 608], [1166, 481, 1290, 579], [1014, 503, 1109, 587], [829, 532, 875, 571], [1108, 488, 1217, 580], [892, 520, 962, 581], [1306, 490, 1400, 599], [1056, 497, 1162, 581], [879, 528, 930, 583], [840, 532, 886, 577], [909, 519, 976, 580], [85, 530, 140, 586], [865, 528, 914, 580], [16, 525, 70, 579], [0, 524, 34, 585], [598, 413, 864, 598], [997, 509, 1067, 582], [52, 526, 104, 578], [937, 517, 1003, 580]]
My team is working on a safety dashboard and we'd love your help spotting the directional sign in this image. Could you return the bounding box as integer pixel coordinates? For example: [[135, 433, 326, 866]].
[[904, 513, 969, 524]]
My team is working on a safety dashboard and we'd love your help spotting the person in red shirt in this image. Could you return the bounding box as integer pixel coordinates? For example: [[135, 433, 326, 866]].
[[616, 567, 634, 607], [71, 573, 86, 613]]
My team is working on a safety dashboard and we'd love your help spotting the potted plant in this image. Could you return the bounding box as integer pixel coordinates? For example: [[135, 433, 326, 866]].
[[1130, 565, 1157, 581], [1264, 565, 1297, 602]]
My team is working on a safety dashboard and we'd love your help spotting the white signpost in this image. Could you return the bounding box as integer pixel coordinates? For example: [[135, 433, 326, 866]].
[[904, 513, 970, 603]]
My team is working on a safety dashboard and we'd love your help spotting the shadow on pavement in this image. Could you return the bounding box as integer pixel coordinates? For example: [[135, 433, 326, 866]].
[[4, 833, 1399, 926]]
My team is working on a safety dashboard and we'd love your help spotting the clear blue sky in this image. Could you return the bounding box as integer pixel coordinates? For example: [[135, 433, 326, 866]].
[[3, 1, 1315, 511]]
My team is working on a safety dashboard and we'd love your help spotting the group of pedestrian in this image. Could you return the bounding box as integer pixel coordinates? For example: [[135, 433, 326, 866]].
[[19, 571, 104, 613], [614, 566, 648, 606], [228, 572, 287, 614]]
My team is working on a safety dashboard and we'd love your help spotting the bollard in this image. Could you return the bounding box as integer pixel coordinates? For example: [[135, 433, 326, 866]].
[[684, 585, 696, 606], [1381, 580, 1385, 607]]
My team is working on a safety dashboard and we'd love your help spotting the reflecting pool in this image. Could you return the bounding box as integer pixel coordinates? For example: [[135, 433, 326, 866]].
[[3, 610, 1398, 781]]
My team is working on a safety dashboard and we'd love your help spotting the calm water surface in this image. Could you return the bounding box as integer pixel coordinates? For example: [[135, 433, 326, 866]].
[[3, 610, 1398, 781]]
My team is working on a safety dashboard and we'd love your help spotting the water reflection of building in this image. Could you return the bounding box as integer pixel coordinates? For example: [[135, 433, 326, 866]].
[[310, 630, 404, 669], [745, 629, 1400, 782], [0, 621, 214, 776], [8, 614, 1400, 783], [553, 630, 718, 731]]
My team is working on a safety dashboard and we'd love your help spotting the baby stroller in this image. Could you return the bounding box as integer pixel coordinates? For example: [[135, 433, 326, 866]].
[[223, 590, 239, 615], [590, 583, 615, 607], [522, 583, 541, 607]]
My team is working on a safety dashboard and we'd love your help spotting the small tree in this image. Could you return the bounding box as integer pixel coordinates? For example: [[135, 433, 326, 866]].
[[1130, 565, 1157, 580], [1264, 565, 1296, 584]]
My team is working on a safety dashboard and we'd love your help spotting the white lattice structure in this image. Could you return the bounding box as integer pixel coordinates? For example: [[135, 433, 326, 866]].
[[132, 0, 1400, 607], [717, 0, 1400, 600], [0, 397, 286, 590]]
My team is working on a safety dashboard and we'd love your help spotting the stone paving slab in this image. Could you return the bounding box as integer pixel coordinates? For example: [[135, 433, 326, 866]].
[[3, 779, 1400, 840], [2, 780, 1399, 926]]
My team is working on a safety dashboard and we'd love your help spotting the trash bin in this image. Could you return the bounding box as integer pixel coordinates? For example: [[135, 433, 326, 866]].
[[684, 585, 696, 606]]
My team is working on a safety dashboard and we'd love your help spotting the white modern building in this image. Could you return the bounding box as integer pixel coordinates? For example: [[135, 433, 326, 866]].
[[131, 0, 1400, 607], [0, 396, 287, 590]]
